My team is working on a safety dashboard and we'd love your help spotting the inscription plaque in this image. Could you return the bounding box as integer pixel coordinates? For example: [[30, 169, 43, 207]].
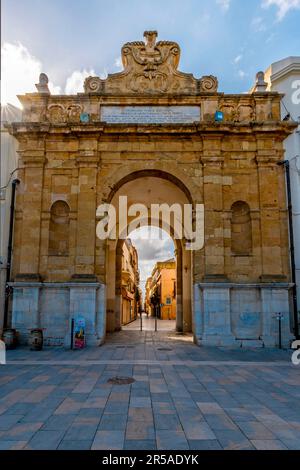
[[101, 106, 201, 124]]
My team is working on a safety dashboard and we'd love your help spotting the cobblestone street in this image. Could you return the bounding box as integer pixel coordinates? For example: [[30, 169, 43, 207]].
[[0, 324, 299, 450]]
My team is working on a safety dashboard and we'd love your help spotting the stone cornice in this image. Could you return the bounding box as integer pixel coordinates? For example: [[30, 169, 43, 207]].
[[8, 282, 104, 288], [197, 282, 294, 289], [7, 121, 297, 138], [270, 62, 300, 84]]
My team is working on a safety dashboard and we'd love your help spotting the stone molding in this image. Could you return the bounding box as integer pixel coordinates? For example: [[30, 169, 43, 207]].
[[8, 282, 103, 288], [197, 282, 293, 289]]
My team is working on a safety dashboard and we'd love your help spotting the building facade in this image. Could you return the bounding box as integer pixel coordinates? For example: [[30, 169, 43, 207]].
[[263, 57, 300, 314], [121, 239, 139, 325], [144, 277, 152, 316], [6, 31, 297, 347], [0, 104, 22, 335], [147, 259, 176, 320]]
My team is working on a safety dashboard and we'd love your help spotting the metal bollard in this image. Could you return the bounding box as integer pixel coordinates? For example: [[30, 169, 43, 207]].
[[275, 313, 284, 349], [70, 318, 74, 350]]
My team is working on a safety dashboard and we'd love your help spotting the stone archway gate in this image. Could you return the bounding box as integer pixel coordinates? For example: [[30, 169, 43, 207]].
[[7, 31, 296, 348]]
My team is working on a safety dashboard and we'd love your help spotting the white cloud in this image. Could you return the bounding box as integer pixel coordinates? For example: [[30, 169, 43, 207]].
[[251, 16, 267, 31], [130, 227, 175, 295], [114, 56, 123, 70], [262, 0, 300, 20], [216, 0, 231, 11], [238, 70, 247, 78], [65, 69, 95, 94], [1, 42, 107, 106], [234, 54, 243, 64], [48, 82, 62, 95], [1, 42, 60, 107], [99, 69, 108, 80]]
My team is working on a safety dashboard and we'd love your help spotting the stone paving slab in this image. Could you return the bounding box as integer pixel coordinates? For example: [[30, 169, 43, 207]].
[[0, 331, 299, 450]]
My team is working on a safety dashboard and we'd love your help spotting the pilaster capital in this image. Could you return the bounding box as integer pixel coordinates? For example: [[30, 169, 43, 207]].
[[255, 152, 280, 167], [18, 150, 47, 167], [76, 150, 100, 168]]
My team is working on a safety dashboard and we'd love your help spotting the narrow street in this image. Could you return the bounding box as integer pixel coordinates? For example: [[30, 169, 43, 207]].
[[123, 313, 177, 331]]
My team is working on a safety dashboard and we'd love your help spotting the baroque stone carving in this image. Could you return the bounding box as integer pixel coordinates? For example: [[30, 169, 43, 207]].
[[199, 75, 218, 93], [84, 76, 103, 93], [46, 104, 83, 123], [67, 104, 82, 122], [84, 31, 218, 95], [46, 104, 66, 124], [237, 103, 255, 122], [220, 104, 237, 121], [219, 99, 256, 123]]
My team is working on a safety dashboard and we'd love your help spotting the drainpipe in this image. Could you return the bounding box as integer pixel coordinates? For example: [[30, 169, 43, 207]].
[[277, 161, 299, 339], [3, 178, 20, 329]]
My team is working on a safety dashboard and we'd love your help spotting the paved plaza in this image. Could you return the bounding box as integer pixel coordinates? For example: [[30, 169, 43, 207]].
[[0, 316, 300, 451]]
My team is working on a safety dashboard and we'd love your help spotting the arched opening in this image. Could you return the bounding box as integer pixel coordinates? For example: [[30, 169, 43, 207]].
[[104, 172, 193, 337], [117, 226, 178, 332]]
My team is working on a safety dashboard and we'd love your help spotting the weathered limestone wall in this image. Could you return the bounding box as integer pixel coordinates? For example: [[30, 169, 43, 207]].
[[193, 283, 292, 347], [10, 282, 106, 346]]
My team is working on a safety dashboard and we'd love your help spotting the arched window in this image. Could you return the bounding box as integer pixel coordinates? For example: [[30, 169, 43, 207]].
[[231, 201, 252, 255], [48, 201, 70, 255]]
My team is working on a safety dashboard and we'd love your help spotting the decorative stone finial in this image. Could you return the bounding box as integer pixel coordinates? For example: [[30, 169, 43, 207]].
[[254, 71, 267, 92], [35, 73, 50, 94], [143, 31, 158, 49]]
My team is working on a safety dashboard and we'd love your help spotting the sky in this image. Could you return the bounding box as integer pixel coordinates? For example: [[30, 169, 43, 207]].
[[1, 0, 300, 295], [1, 0, 300, 106], [129, 227, 175, 298]]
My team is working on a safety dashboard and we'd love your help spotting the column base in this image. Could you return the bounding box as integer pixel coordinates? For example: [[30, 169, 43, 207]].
[[198, 334, 237, 347]]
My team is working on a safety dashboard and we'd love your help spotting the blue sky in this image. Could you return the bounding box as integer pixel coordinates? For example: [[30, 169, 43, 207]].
[[2, 0, 300, 105]]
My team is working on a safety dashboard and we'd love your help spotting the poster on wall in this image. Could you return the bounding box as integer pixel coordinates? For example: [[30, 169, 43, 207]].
[[74, 316, 86, 349]]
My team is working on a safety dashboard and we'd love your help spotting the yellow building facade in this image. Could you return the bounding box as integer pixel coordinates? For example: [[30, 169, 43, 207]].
[[121, 239, 139, 326], [149, 259, 176, 320]]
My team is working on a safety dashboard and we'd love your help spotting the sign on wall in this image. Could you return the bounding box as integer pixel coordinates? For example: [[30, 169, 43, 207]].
[[100, 105, 201, 124], [74, 316, 86, 349]]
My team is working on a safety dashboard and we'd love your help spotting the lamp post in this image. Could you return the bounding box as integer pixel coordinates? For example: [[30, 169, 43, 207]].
[[4, 179, 20, 330]]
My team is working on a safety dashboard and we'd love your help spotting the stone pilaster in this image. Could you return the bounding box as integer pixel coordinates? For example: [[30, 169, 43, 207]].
[[74, 147, 99, 276], [69, 284, 98, 346], [18, 149, 46, 277], [11, 285, 40, 342], [202, 136, 226, 279], [256, 141, 285, 279], [193, 284, 202, 343], [261, 286, 293, 347], [200, 285, 235, 345]]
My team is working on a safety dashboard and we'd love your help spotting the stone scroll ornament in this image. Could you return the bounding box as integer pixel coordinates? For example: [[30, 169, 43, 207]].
[[84, 31, 218, 95], [199, 75, 219, 93]]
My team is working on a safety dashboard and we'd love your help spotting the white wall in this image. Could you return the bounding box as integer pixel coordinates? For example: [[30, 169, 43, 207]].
[[265, 57, 300, 309], [0, 104, 21, 333]]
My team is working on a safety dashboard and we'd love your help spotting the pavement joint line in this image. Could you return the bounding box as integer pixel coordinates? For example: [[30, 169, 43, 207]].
[[5, 360, 292, 366]]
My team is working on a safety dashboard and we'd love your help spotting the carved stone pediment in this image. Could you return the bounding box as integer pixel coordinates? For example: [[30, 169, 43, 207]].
[[84, 31, 218, 95]]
